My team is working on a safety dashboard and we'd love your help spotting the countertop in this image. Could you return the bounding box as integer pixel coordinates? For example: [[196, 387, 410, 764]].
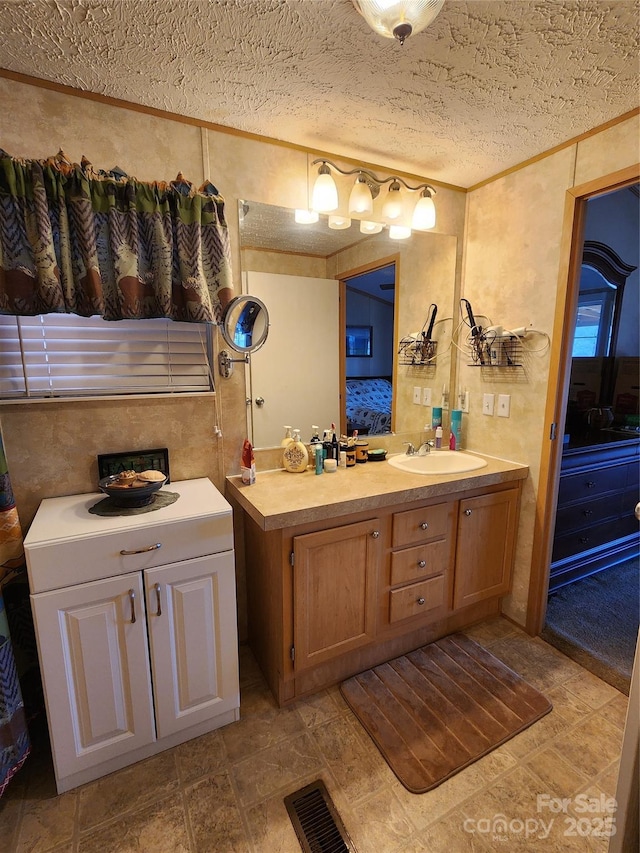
[[226, 453, 528, 531]]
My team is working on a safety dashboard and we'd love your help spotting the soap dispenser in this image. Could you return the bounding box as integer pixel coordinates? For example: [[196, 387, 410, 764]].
[[283, 429, 309, 473], [281, 426, 294, 447]]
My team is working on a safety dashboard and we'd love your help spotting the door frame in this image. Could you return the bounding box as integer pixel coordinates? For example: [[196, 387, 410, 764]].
[[526, 163, 640, 635]]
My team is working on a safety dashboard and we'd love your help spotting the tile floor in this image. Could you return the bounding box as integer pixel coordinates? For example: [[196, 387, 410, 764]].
[[1, 617, 627, 853]]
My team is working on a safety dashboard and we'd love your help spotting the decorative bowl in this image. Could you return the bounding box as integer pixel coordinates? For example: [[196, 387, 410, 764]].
[[98, 473, 167, 507], [367, 448, 387, 461]]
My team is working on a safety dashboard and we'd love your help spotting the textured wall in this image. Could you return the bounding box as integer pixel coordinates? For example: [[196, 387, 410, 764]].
[[461, 113, 639, 625]]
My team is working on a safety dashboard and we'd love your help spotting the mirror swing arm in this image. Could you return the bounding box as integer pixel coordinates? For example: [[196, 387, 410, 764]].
[[217, 295, 270, 379]]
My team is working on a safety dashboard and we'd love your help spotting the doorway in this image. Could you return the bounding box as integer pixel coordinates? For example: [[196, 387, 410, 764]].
[[529, 173, 639, 693], [340, 260, 397, 437]]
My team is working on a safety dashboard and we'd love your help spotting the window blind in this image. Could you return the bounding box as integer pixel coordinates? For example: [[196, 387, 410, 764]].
[[0, 314, 214, 399]]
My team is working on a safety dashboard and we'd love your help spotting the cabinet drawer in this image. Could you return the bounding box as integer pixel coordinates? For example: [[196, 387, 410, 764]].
[[390, 539, 451, 586], [26, 513, 234, 593], [552, 519, 625, 562], [554, 493, 621, 535], [389, 575, 445, 624], [557, 465, 627, 506], [392, 502, 453, 547]]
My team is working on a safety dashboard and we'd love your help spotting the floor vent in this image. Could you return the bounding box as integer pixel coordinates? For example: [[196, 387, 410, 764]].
[[284, 779, 357, 853]]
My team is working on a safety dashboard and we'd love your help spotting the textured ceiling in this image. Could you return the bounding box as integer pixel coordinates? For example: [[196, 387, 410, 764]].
[[0, 0, 638, 187]]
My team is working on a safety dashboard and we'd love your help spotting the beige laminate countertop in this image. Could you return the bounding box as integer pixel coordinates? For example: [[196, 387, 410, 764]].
[[225, 452, 528, 531]]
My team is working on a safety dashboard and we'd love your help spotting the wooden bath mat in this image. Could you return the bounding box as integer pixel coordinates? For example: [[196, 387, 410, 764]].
[[340, 633, 552, 794]]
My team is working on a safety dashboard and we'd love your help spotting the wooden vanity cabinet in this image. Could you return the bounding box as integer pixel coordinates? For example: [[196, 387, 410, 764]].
[[453, 488, 520, 609], [241, 480, 522, 706]]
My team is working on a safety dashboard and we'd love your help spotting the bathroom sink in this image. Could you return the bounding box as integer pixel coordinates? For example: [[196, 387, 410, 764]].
[[387, 450, 488, 475]]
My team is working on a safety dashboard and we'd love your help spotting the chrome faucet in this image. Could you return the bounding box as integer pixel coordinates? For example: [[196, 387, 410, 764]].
[[403, 441, 434, 456]]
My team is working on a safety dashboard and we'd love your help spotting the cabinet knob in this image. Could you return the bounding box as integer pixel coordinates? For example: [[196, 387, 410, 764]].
[[464, 509, 472, 516], [579, 536, 590, 544], [418, 560, 426, 568], [583, 509, 593, 517], [417, 597, 426, 606], [420, 522, 429, 530], [586, 481, 596, 488], [371, 530, 380, 538]]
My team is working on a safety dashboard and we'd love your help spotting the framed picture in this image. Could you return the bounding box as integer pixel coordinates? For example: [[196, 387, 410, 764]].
[[97, 448, 170, 483], [346, 325, 373, 357]]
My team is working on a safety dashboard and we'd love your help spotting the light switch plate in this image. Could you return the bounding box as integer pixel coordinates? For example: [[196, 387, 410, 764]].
[[497, 394, 511, 417], [482, 393, 495, 416], [422, 387, 432, 406], [413, 386, 422, 405]]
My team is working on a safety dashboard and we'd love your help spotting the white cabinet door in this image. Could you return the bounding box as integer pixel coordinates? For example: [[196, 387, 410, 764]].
[[31, 573, 155, 781], [145, 552, 239, 739]]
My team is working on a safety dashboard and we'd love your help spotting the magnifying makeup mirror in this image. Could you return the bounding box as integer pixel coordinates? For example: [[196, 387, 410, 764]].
[[218, 295, 270, 378]]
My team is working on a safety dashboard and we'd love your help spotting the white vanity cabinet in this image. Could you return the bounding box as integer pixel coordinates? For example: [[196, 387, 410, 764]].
[[24, 478, 240, 793]]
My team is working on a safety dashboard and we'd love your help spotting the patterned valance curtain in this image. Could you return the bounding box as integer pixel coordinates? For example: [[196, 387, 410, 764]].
[[0, 149, 233, 323]]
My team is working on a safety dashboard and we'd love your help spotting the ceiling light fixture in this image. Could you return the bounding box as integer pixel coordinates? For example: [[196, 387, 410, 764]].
[[389, 224, 412, 240], [310, 159, 437, 231], [328, 214, 352, 230], [294, 209, 319, 224], [353, 0, 445, 46]]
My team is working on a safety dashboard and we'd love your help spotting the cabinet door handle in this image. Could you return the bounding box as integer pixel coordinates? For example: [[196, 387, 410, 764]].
[[120, 543, 162, 556], [154, 582, 162, 617], [418, 560, 426, 568], [417, 597, 426, 605], [420, 522, 429, 530], [371, 530, 380, 538], [128, 589, 136, 624], [464, 509, 472, 516]]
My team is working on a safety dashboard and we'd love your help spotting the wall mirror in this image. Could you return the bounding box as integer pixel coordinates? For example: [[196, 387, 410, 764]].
[[238, 200, 458, 449]]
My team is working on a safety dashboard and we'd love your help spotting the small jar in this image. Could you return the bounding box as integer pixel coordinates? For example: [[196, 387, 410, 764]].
[[355, 440, 369, 463]]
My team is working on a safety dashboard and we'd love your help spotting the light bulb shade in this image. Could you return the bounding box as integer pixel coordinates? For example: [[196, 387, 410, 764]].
[[389, 224, 412, 240], [312, 169, 339, 212], [353, 0, 444, 43], [349, 176, 374, 215], [412, 194, 436, 230], [360, 220, 384, 234], [328, 215, 352, 230], [382, 182, 403, 221], [295, 208, 319, 224]]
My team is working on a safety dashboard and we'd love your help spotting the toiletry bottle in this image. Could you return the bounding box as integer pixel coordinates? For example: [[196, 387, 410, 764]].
[[450, 409, 462, 450], [283, 429, 309, 473], [435, 426, 443, 449], [314, 443, 324, 475], [331, 423, 339, 463], [281, 426, 293, 447], [322, 429, 332, 461], [432, 407, 442, 429], [309, 426, 321, 470], [241, 439, 256, 484]]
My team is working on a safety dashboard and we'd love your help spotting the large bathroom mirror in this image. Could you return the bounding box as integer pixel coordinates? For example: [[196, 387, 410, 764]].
[[239, 200, 458, 449]]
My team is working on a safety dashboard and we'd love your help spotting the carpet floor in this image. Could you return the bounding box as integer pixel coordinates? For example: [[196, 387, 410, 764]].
[[340, 633, 552, 794], [541, 557, 639, 695]]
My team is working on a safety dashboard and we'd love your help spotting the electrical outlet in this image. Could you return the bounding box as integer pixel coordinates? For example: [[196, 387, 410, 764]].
[[497, 394, 511, 417], [460, 391, 469, 413], [413, 386, 422, 405], [482, 393, 495, 416], [422, 387, 432, 406]]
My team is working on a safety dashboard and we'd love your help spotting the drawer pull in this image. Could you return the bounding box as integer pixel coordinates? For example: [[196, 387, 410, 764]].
[[154, 582, 162, 617], [582, 509, 593, 517], [371, 530, 380, 539], [120, 543, 162, 556], [420, 522, 429, 530], [417, 597, 426, 606], [586, 481, 596, 488], [579, 536, 590, 544], [418, 560, 426, 568], [128, 589, 136, 624], [464, 509, 472, 516]]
